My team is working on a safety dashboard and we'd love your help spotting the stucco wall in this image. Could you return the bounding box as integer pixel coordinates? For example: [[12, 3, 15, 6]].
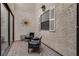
[[14, 4, 37, 40], [36, 3, 77, 56]]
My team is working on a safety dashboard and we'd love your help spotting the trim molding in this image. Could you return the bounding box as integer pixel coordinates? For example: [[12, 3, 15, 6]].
[[41, 42, 63, 56]]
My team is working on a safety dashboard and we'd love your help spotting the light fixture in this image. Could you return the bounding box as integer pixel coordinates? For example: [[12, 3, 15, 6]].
[[41, 5, 46, 12]]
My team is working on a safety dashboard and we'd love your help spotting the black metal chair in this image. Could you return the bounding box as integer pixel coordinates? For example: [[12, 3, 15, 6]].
[[25, 32, 34, 42], [28, 36, 42, 53]]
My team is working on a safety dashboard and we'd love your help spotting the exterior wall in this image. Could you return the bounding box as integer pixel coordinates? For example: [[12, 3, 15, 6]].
[[14, 4, 37, 40], [36, 3, 77, 56]]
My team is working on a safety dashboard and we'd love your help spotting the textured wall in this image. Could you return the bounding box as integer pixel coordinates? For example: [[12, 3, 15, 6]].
[[14, 4, 37, 40], [36, 3, 77, 56]]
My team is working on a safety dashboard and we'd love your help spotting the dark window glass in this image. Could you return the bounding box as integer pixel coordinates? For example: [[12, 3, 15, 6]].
[[40, 10, 49, 30], [41, 21, 49, 30]]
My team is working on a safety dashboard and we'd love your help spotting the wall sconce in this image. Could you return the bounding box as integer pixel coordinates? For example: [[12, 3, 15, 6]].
[[24, 21, 28, 25], [41, 5, 46, 12], [21, 18, 29, 26]]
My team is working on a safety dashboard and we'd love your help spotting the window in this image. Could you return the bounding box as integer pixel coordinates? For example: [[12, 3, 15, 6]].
[[10, 13, 13, 45], [40, 7, 55, 31], [40, 10, 49, 30], [49, 8, 55, 31]]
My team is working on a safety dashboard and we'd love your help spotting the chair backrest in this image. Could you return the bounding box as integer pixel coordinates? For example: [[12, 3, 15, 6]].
[[39, 36, 42, 42], [29, 32, 34, 38]]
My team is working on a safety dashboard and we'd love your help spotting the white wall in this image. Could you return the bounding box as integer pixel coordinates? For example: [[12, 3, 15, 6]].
[[14, 4, 37, 40], [36, 3, 77, 56]]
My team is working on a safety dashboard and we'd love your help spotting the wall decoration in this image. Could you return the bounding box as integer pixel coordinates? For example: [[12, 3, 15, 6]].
[[24, 21, 28, 24], [21, 18, 29, 26]]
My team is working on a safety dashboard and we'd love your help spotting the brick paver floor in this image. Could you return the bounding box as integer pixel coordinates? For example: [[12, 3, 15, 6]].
[[7, 41, 60, 56]]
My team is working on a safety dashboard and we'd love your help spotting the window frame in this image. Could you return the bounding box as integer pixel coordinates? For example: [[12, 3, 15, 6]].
[[40, 7, 55, 32]]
